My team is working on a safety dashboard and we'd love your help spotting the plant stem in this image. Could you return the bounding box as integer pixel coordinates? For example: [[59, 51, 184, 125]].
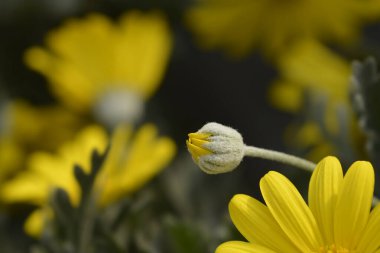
[[244, 146, 316, 172]]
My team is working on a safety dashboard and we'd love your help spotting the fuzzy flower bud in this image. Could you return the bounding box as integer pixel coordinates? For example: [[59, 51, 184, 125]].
[[186, 122, 245, 174]]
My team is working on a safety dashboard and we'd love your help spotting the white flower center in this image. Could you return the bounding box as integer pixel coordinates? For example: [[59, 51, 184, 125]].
[[93, 88, 144, 127]]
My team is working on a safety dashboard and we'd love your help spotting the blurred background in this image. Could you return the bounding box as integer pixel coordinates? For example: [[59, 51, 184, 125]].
[[1, 0, 380, 252]]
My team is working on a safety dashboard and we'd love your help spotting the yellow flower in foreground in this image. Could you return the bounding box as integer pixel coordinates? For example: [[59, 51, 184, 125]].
[[218, 156, 378, 253], [24, 11, 172, 122], [186, 0, 380, 56], [0, 123, 176, 236]]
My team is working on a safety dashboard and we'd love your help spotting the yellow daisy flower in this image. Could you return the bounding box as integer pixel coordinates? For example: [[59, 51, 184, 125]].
[[0, 138, 23, 183], [269, 39, 351, 113], [186, 0, 380, 56], [0, 123, 176, 237], [218, 156, 377, 253], [24, 11, 172, 124], [2, 100, 82, 150], [269, 39, 359, 161], [0, 100, 82, 183]]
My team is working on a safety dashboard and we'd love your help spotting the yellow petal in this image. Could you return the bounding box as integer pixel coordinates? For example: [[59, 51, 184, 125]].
[[216, 241, 277, 253], [308, 156, 343, 245], [118, 134, 175, 192], [229, 194, 300, 252], [188, 132, 211, 140], [188, 137, 209, 147], [268, 81, 303, 113], [98, 124, 176, 206], [24, 207, 53, 238], [186, 132, 212, 161], [334, 161, 374, 249], [186, 140, 211, 161], [260, 171, 323, 252], [117, 11, 172, 98], [356, 204, 380, 252], [0, 174, 49, 205]]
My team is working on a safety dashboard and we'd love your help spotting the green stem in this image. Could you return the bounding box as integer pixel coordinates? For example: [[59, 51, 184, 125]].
[[244, 146, 316, 172]]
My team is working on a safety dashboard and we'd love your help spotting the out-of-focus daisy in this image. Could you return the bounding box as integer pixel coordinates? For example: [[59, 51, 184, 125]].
[[217, 156, 378, 253], [24, 11, 172, 126], [186, 0, 380, 56], [0, 100, 82, 182], [0, 138, 22, 184], [269, 39, 358, 161], [1, 100, 82, 150], [270, 39, 351, 113], [0, 123, 176, 237]]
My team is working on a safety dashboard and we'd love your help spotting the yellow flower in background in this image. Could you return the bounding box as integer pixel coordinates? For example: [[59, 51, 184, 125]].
[[0, 100, 82, 183], [1, 126, 107, 207], [24, 11, 172, 125], [218, 156, 378, 253], [0, 123, 176, 237], [269, 39, 351, 113], [0, 138, 23, 184], [97, 124, 176, 206], [269, 39, 356, 161], [186, 0, 380, 57], [2, 100, 82, 150]]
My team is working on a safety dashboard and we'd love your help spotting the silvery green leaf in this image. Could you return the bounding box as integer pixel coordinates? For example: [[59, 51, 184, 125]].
[[350, 57, 380, 166]]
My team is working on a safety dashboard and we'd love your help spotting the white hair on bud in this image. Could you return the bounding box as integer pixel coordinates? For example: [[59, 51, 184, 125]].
[[196, 122, 245, 174]]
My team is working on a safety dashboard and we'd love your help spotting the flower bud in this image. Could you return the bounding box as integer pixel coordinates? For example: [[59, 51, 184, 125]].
[[186, 122, 245, 174]]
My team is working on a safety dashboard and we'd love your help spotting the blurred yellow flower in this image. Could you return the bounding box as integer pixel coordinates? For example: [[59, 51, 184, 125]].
[[218, 156, 377, 253], [269, 39, 357, 161], [270, 39, 351, 113], [0, 100, 82, 183], [186, 0, 380, 56], [0, 138, 23, 183], [24, 11, 172, 124], [3, 100, 82, 150], [0, 123, 176, 237]]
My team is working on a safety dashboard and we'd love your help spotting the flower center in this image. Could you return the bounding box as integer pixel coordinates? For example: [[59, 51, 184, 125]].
[[93, 88, 144, 127], [318, 244, 351, 253]]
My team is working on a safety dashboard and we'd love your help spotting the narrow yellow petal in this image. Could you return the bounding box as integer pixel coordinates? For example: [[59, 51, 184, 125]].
[[117, 11, 171, 98], [216, 241, 277, 253], [188, 132, 211, 140], [186, 140, 211, 161], [229, 194, 300, 252], [189, 137, 209, 147], [24, 207, 53, 238], [96, 124, 133, 196], [260, 171, 323, 252], [0, 174, 49, 205], [98, 124, 176, 206], [356, 204, 380, 252], [308, 156, 343, 245], [334, 161, 374, 249]]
